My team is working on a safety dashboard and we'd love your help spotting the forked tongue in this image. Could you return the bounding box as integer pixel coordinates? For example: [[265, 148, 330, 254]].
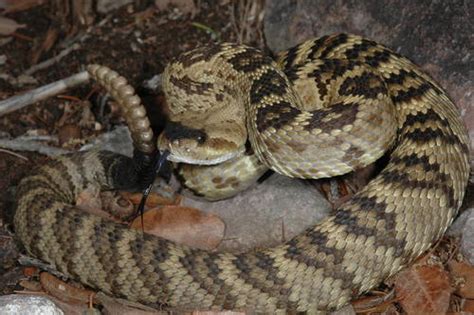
[[135, 150, 171, 230]]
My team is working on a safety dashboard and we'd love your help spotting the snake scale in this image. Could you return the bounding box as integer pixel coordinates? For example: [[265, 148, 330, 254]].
[[15, 34, 470, 313]]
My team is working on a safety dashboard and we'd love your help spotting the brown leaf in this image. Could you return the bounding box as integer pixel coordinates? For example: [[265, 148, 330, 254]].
[[39, 272, 96, 305], [47, 295, 96, 315], [19, 279, 42, 291], [130, 206, 225, 250], [449, 260, 474, 299], [394, 264, 452, 315], [123, 191, 180, 207], [0, 16, 26, 35], [462, 298, 474, 313], [58, 124, 82, 145], [446, 298, 474, 314], [22, 266, 39, 277]]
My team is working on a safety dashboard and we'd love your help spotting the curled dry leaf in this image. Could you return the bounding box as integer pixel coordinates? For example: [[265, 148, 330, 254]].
[[448, 260, 474, 299], [39, 272, 95, 305], [130, 206, 225, 251], [0, 16, 26, 35], [394, 264, 452, 315]]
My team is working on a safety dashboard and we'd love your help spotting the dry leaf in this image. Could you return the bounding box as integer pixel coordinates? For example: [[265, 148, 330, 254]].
[[461, 298, 474, 313], [22, 266, 39, 277], [58, 124, 82, 145], [0, 16, 26, 35], [19, 279, 43, 291], [394, 264, 452, 315], [449, 260, 474, 299], [123, 191, 179, 207], [47, 295, 96, 315], [130, 206, 225, 250], [40, 272, 96, 305]]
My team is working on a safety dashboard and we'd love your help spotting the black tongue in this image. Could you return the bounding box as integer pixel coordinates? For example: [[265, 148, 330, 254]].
[[135, 150, 170, 230]]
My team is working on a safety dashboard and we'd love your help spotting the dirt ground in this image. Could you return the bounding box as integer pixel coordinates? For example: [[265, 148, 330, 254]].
[[0, 0, 258, 296]]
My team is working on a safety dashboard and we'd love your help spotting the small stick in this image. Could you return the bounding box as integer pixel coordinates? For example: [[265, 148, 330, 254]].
[[0, 138, 70, 156], [0, 71, 90, 116], [0, 148, 29, 161], [24, 43, 81, 76]]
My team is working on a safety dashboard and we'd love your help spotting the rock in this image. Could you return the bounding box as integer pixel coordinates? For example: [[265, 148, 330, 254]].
[[182, 173, 331, 252], [461, 210, 474, 264], [330, 304, 356, 315], [448, 208, 474, 237], [0, 295, 63, 315], [448, 207, 474, 264], [264, 0, 473, 163]]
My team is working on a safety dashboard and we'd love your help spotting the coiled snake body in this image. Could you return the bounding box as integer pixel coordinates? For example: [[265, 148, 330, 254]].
[[15, 34, 470, 313]]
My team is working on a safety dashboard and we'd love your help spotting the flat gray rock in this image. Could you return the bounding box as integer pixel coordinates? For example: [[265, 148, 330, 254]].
[[0, 295, 63, 315], [448, 207, 474, 263], [183, 173, 331, 252]]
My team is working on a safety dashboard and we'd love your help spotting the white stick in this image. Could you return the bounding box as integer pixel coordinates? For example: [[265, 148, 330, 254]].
[[0, 71, 90, 116]]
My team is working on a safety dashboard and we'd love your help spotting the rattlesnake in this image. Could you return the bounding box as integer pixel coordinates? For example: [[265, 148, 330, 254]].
[[15, 34, 470, 313]]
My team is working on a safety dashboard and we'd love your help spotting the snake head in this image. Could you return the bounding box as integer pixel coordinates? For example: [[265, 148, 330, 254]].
[[158, 120, 245, 165]]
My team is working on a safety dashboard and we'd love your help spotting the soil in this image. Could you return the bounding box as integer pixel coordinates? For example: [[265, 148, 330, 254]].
[[0, 0, 248, 296]]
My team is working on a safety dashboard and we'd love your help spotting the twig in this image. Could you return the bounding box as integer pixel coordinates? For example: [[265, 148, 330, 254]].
[[0, 71, 90, 116], [11, 32, 34, 42], [0, 148, 29, 161], [191, 22, 220, 41], [0, 137, 70, 156], [24, 43, 81, 76]]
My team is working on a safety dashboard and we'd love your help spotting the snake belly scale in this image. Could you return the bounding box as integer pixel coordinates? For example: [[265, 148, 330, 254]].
[[15, 34, 470, 313]]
